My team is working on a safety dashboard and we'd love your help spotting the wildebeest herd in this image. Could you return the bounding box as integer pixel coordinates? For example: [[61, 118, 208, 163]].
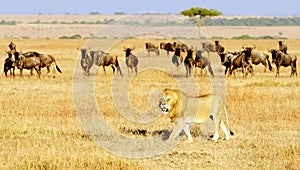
[[3, 42, 62, 78], [4, 40, 296, 79], [78, 40, 297, 78]]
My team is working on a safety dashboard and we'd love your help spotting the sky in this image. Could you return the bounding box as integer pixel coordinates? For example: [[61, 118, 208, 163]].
[[1, 0, 300, 16]]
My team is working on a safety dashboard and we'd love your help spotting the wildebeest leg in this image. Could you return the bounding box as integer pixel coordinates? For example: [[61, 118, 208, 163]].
[[127, 67, 131, 76], [230, 66, 237, 78], [224, 66, 230, 75], [194, 67, 197, 78], [34, 66, 41, 78], [184, 64, 189, 78], [51, 64, 56, 78], [116, 66, 123, 76], [30, 68, 34, 76], [134, 66, 138, 74], [111, 65, 115, 74], [102, 66, 106, 75], [276, 65, 280, 77], [20, 68, 23, 77]]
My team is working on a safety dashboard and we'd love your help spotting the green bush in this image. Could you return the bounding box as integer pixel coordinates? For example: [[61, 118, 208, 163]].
[[59, 34, 82, 39]]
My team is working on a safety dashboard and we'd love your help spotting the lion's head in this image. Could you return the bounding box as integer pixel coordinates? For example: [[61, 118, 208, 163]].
[[159, 89, 185, 122]]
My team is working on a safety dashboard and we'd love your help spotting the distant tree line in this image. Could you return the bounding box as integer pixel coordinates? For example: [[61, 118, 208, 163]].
[[204, 17, 300, 26], [2, 17, 300, 26]]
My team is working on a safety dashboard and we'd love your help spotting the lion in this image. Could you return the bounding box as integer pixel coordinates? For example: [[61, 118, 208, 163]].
[[159, 89, 234, 143]]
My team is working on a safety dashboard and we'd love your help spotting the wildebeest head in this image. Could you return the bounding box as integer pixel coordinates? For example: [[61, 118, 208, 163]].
[[123, 46, 135, 57], [214, 40, 220, 46], [269, 49, 278, 63], [187, 48, 194, 57], [6, 51, 16, 63], [9, 42, 16, 51], [242, 45, 255, 60]]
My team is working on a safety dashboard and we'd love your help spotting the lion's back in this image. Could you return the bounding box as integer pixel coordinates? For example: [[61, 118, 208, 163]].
[[185, 95, 212, 123]]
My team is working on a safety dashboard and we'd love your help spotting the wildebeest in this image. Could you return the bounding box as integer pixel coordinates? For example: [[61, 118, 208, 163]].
[[94, 50, 123, 76], [160, 42, 175, 55], [278, 40, 287, 54], [194, 50, 214, 77], [145, 42, 159, 57], [184, 48, 194, 77], [219, 52, 233, 75], [124, 47, 138, 75], [242, 46, 273, 72], [4, 51, 16, 76], [270, 49, 297, 77], [4, 42, 17, 76], [171, 47, 183, 68], [79, 48, 94, 75], [174, 42, 189, 52], [228, 51, 253, 78], [13, 52, 41, 78], [202, 42, 216, 56], [17, 51, 62, 78]]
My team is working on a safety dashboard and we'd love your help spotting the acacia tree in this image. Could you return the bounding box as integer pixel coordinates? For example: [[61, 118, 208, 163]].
[[181, 7, 222, 28]]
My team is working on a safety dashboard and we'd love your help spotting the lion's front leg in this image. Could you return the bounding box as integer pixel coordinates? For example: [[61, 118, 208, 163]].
[[168, 118, 186, 141], [183, 124, 193, 142]]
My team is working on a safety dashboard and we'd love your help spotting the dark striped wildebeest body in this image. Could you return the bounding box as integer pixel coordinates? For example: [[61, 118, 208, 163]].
[[12, 51, 41, 78], [124, 47, 138, 75], [174, 42, 189, 52], [242, 46, 273, 73], [94, 50, 123, 76], [171, 47, 183, 68], [194, 50, 214, 77], [160, 42, 175, 56], [183, 48, 194, 77], [229, 51, 253, 78], [19, 51, 62, 78], [202, 42, 216, 56], [145, 42, 159, 57], [270, 49, 297, 77]]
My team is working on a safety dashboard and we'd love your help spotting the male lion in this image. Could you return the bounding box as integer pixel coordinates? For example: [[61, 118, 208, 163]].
[[159, 89, 234, 143]]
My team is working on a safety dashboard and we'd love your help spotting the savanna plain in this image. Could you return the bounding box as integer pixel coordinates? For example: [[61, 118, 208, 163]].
[[0, 36, 300, 169]]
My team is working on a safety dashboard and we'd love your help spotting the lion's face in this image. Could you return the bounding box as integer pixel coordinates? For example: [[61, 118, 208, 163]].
[[159, 89, 178, 115]]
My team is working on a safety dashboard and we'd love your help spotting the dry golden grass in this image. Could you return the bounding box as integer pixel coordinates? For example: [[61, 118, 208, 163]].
[[0, 38, 300, 169]]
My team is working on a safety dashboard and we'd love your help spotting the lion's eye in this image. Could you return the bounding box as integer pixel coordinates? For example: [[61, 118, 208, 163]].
[[166, 97, 171, 101]]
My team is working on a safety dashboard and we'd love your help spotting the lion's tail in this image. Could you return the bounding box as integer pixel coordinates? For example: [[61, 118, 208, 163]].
[[224, 107, 235, 136]]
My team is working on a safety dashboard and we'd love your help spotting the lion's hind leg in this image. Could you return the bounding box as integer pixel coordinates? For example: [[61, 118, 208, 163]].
[[220, 121, 230, 140]]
